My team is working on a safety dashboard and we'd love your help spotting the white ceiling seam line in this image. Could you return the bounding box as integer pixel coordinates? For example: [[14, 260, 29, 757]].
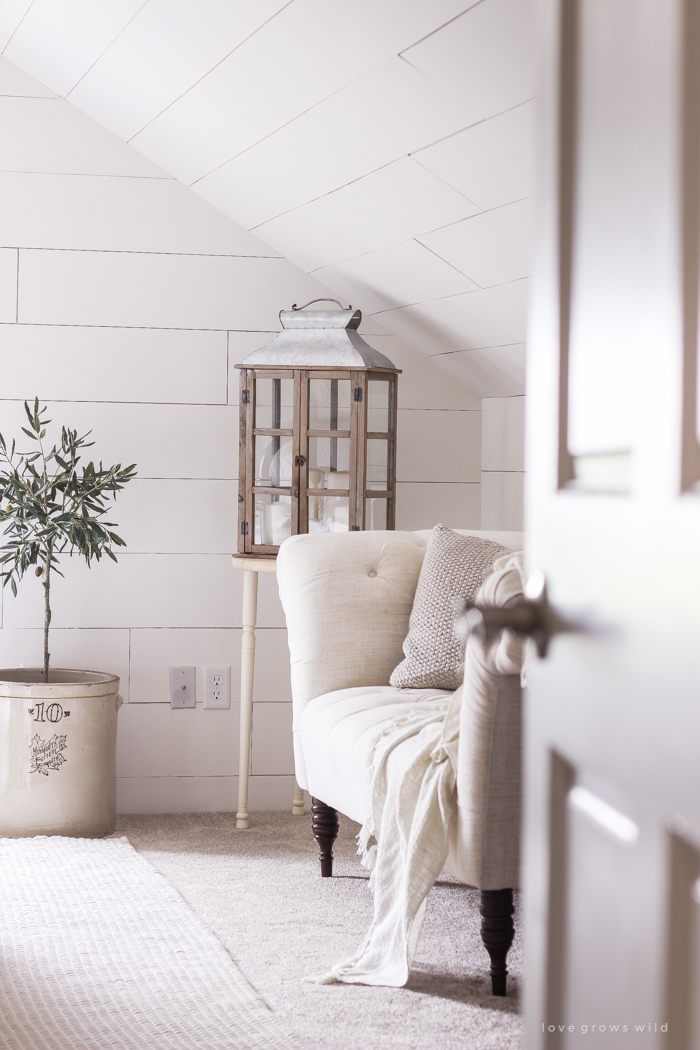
[[184, 58, 404, 191], [1, 322, 277, 334], [4, 247, 282, 259], [64, 0, 150, 99], [397, 0, 487, 58], [404, 156, 481, 210], [0, 0, 36, 56], [430, 343, 526, 357], [408, 97, 538, 159], [248, 156, 482, 234], [124, 0, 296, 143], [410, 238, 485, 287], [414, 195, 535, 237], [364, 276, 532, 315], [0, 170, 175, 180], [303, 237, 483, 282], [245, 108, 535, 233], [0, 400, 231, 411]]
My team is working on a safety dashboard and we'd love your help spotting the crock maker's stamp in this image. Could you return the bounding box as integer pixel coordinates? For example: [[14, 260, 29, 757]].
[[29, 733, 67, 775]]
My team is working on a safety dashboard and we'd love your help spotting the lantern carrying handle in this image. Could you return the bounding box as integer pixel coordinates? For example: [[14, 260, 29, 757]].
[[287, 297, 350, 316]]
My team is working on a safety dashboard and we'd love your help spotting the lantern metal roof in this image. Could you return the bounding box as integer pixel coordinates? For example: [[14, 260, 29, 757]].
[[238, 299, 399, 370]]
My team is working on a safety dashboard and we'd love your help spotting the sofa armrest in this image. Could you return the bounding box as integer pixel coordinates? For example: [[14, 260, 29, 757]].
[[452, 554, 525, 890]]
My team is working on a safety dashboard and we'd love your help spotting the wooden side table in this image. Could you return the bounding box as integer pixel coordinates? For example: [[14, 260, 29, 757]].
[[231, 554, 306, 829]]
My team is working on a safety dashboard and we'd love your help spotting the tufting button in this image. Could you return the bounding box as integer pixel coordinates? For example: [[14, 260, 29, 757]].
[[368, 570, 377, 578]]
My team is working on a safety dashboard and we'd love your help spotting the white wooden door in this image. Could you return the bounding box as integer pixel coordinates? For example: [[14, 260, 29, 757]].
[[525, 1, 700, 1047]]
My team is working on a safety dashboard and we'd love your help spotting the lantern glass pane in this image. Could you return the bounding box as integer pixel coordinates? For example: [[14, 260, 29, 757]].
[[255, 435, 293, 487], [308, 495, 349, 533], [367, 379, 391, 433], [367, 438, 390, 490], [255, 377, 294, 430], [308, 436, 350, 482], [308, 378, 351, 430], [254, 494, 293, 546], [366, 497, 388, 531]]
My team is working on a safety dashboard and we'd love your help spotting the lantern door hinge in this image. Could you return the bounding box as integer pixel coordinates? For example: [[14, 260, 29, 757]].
[[351, 525, 361, 531], [241, 389, 250, 404], [354, 387, 363, 402], [241, 521, 249, 536]]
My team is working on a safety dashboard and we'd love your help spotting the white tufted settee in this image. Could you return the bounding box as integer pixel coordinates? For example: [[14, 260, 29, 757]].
[[277, 528, 525, 994], [277, 526, 524, 863]]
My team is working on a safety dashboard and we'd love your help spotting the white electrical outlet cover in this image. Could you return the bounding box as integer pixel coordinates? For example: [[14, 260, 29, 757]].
[[203, 665, 231, 709], [170, 666, 196, 708]]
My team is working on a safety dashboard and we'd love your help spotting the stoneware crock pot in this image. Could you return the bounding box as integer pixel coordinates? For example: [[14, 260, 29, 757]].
[[0, 668, 122, 837]]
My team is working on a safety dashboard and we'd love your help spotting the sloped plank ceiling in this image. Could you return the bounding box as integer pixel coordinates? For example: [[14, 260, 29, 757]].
[[0, 0, 535, 396]]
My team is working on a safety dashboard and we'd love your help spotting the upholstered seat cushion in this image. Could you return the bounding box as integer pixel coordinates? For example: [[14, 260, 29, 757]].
[[298, 685, 452, 823]]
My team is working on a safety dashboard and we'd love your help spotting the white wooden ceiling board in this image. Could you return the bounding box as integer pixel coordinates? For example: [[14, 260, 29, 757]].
[[254, 157, 481, 271], [312, 240, 478, 315], [374, 279, 529, 357], [0, 55, 56, 96], [402, 0, 536, 128], [410, 279, 530, 352], [68, 0, 291, 141], [194, 57, 473, 228], [0, 97, 171, 176], [129, 0, 476, 185], [0, 171, 281, 255], [3, 0, 145, 97], [361, 333, 481, 409], [0, 0, 34, 51], [413, 100, 537, 211], [433, 344, 526, 397], [418, 197, 534, 288]]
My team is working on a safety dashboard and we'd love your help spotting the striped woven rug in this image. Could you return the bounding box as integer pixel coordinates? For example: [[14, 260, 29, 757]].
[[0, 836, 302, 1050]]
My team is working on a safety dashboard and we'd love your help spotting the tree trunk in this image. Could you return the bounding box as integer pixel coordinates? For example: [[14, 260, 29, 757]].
[[43, 559, 51, 683]]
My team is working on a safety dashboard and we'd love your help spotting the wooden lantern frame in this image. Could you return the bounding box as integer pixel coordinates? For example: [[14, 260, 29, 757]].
[[237, 364, 399, 555]]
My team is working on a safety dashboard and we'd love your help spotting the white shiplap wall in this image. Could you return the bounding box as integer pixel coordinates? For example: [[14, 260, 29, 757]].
[[481, 396, 525, 530], [0, 0, 535, 401], [0, 56, 481, 812]]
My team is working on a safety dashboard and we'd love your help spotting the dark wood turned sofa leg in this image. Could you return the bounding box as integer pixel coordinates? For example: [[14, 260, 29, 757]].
[[479, 888, 515, 996], [311, 797, 339, 877]]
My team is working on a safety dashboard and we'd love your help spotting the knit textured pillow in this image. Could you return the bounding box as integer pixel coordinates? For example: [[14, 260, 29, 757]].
[[389, 525, 509, 690]]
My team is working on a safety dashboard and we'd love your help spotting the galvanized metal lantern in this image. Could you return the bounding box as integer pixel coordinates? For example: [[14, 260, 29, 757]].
[[237, 298, 400, 554]]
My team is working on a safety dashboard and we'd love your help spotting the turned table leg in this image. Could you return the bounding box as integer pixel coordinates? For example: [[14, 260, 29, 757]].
[[311, 798, 339, 877], [236, 569, 258, 830], [292, 781, 305, 815], [479, 888, 515, 996]]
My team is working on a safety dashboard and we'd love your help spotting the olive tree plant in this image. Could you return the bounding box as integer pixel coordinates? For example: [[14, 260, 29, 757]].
[[0, 400, 136, 682]]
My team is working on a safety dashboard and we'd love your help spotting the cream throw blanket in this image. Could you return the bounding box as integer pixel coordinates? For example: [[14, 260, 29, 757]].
[[314, 551, 524, 987]]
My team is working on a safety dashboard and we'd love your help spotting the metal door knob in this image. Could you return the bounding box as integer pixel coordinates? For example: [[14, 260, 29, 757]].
[[459, 570, 577, 658]]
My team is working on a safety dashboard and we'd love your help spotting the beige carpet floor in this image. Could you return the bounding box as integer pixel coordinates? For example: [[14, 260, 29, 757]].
[[114, 811, 523, 1050]]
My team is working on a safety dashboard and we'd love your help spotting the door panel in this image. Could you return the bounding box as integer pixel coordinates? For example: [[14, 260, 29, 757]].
[[526, 1, 700, 1047]]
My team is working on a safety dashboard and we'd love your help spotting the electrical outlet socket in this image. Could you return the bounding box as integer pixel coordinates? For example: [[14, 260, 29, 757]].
[[170, 666, 196, 708], [203, 665, 231, 709]]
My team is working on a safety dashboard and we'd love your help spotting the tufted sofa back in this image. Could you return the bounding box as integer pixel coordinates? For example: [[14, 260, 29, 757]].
[[276, 529, 524, 718]]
